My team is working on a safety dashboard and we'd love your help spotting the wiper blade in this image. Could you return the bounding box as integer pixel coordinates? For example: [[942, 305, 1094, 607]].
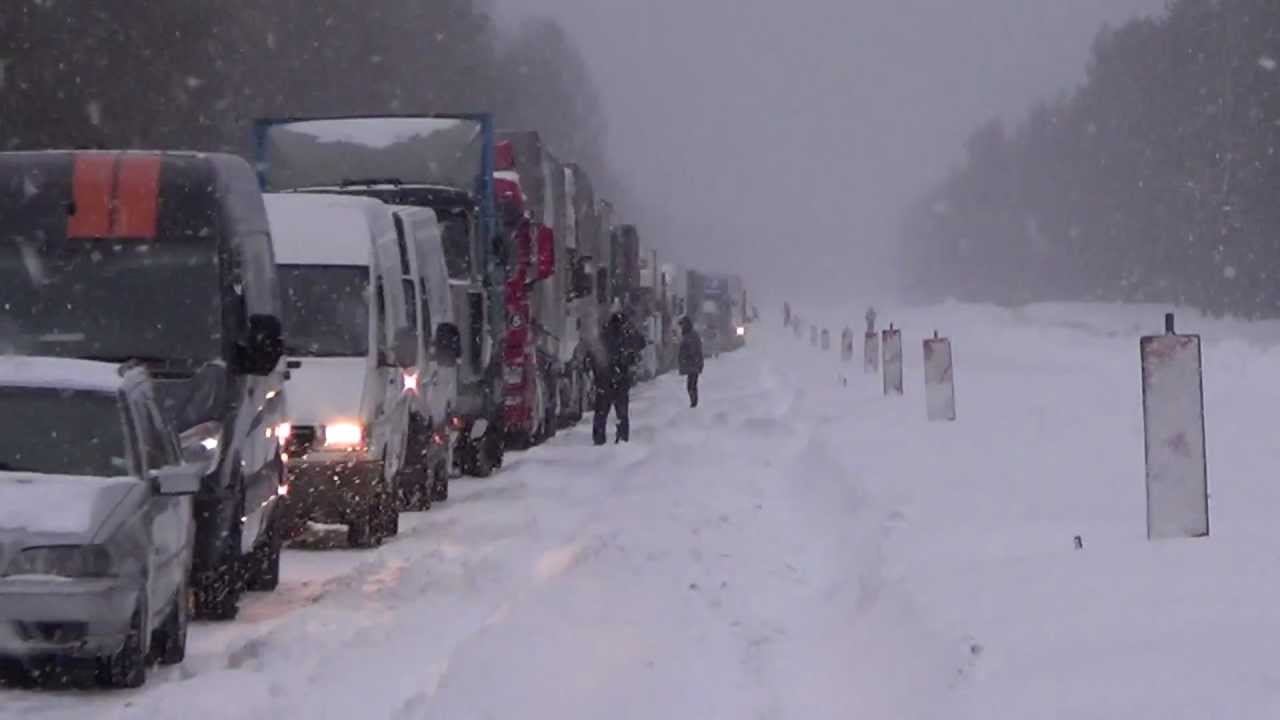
[[340, 177, 403, 187]]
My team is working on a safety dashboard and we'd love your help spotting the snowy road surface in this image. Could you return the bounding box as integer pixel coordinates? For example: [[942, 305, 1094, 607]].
[[6, 302, 1280, 719]]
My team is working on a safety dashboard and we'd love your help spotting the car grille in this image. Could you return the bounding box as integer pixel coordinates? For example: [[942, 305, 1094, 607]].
[[13, 621, 88, 645]]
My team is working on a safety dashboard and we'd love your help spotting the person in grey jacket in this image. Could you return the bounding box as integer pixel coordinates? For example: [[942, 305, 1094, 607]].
[[678, 317, 705, 408]]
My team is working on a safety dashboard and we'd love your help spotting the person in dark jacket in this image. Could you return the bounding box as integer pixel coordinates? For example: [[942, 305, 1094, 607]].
[[678, 316, 705, 408], [592, 311, 646, 445]]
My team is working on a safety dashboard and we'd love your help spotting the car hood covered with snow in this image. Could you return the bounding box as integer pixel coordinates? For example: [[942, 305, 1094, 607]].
[[0, 472, 143, 548]]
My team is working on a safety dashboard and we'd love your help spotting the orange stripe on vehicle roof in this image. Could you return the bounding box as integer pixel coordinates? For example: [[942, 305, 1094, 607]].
[[66, 153, 115, 238], [113, 155, 161, 239]]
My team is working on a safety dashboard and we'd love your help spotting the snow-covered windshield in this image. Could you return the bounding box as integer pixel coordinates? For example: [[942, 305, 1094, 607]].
[[279, 265, 370, 357], [0, 239, 222, 362], [0, 387, 131, 477], [259, 117, 484, 193]]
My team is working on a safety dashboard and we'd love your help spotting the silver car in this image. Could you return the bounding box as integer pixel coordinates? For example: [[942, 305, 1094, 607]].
[[0, 357, 200, 688]]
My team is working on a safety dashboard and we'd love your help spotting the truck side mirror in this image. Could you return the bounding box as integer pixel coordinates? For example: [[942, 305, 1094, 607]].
[[535, 225, 556, 282], [239, 314, 283, 376], [433, 322, 462, 367]]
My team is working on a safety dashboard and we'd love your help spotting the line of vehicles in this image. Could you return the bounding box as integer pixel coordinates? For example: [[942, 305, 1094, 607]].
[[0, 113, 751, 688]]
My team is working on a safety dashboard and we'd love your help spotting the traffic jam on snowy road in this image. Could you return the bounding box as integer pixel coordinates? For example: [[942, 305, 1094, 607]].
[[0, 123, 754, 688]]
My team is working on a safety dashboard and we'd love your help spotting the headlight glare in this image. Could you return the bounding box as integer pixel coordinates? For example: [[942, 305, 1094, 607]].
[[323, 422, 365, 449]]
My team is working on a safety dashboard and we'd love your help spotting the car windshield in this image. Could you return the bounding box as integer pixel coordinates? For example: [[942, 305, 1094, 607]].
[[439, 213, 472, 281], [279, 265, 370, 357], [0, 387, 131, 477], [0, 239, 222, 363]]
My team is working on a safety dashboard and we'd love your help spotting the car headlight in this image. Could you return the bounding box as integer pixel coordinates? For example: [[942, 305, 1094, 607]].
[[322, 422, 365, 450], [6, 546, 115, 579], [736, 326, 747, 337]]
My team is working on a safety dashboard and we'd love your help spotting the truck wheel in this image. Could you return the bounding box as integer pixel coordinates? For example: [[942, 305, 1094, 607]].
[[153, 580, 190, 666], [430, 459, 449, 502], [98, 601, 147, 688]]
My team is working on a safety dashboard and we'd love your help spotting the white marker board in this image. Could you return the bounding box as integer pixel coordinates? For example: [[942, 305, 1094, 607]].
[[1140, 333, 1209, 540]]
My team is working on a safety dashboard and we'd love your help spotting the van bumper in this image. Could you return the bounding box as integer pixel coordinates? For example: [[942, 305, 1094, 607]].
[[279, 458, 385, 536]]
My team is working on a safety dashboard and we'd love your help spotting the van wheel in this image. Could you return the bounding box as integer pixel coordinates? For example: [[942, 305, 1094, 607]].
[[244, 510, 282, 593], [398, 415, 433, 512], [153, 581, 190, 666], [98, 602, 147, 688], [347, 504, 383, 549], [381, 488, 400, 537], [460, 436, 493, 478], [194, 494, 244, 621], [430, 460, 449, 502]]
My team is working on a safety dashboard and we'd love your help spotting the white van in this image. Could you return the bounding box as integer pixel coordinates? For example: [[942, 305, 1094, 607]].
[[265, 193, 415, 548], [389, 206, 459, 507]]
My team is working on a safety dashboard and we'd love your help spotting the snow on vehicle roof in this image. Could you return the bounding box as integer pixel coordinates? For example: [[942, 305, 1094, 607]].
[[265, 193, 394, 265], [0, 356, 125, 393]]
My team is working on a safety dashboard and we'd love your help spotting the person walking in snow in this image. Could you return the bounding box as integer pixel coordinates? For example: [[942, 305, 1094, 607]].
[[592, 311, 646, 445], [783, 301, 792, 328], [865, 306, 878, 335], [678, 316, 705, 408]]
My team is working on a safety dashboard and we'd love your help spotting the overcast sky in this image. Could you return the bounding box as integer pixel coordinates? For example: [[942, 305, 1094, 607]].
[[495, 0, 1168, 301]]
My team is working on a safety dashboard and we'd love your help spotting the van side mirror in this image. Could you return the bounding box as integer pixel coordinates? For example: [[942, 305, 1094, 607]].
[[151, 463, 203, 496], [433, 322, 462, 367], [569, 258, 593, 300], [387, 326, 417, 369], [239, 314, 283, 375]]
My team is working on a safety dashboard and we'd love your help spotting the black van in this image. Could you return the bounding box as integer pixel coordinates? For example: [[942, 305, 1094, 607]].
[[0, 151, 288, 620]]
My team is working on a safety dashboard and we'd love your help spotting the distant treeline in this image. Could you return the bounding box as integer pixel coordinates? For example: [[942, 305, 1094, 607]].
[[901, 0, 1280, 317], [0, 0, 612, 193]]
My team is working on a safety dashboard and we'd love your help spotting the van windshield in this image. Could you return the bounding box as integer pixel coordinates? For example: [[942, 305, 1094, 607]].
[[0, 387, 131, 477], [0, 239, 222, 363], [280, 265, 370, 357]]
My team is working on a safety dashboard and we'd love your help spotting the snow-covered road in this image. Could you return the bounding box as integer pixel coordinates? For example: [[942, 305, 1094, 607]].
[[7, 302, 1280, 719]]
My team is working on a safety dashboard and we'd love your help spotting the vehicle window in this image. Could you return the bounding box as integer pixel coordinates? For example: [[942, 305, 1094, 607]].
[[279, 265, 370, 357], [403, 278, 418, 330], [134, 395, 170, 472], [419, 278, 432, 335], [0, 388, 132, 477], [376, 275, 388, 353], [145, 397, 179, 467], [0, 238, 222, 362], [439, 213, 472, 280], [395, 218, 412, 276], [241, 233, 281, 317]]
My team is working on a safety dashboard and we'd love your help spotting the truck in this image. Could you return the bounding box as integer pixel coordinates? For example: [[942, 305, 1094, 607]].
[[493, 140, 553, 448], [254, 114, 507, 477]]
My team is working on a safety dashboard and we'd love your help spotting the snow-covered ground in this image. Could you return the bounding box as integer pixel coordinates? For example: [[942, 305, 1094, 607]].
[[6, 301, 1280, 719]]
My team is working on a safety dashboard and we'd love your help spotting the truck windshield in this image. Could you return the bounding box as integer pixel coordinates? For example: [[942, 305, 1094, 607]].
[[0, 388, 131, 477], [440, 213, 472, 281], [0, 239, 222, 363], [279, 265, 370, 357]]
